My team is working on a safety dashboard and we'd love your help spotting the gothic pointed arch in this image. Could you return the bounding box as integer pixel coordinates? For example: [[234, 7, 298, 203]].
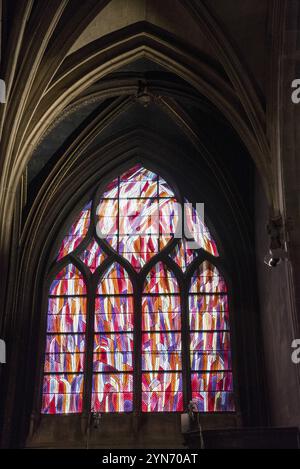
[[40, 163, 235, 415]]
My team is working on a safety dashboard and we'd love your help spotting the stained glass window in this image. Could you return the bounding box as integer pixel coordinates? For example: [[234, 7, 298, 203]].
[[42, 164, 235, 415], [96, 165, 179, 272], [42, 264, 87, 414], [184, 202, 218, 257], [142, 262, 183, 412], [79, 240, 106, 273], [170, 201, 218, 271], [189, 262, 235, 412], [57, 202, 91, 260], [92, 263, 134, 412], [170, 239, 198, 272]]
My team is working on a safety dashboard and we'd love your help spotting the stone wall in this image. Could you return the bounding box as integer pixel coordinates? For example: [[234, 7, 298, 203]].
[[255, 172, 300, 426]]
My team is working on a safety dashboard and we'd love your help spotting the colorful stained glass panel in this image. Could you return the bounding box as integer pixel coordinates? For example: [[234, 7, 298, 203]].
[[119, 199, 159, 234], [43, 261, 86, 415], [45, 164, 235, 415], [50, 265, 86, 296], [118, 235, 159, 271], [142, 372, 182, 392], [45, 334, 85, 354], [96, 295, 134, 315], [92, 373, 133, 392], [189, 258, 234, 412], [190, 332, 231, 352], [97, 263, 133, 295], [94, 334, 133, 354], [189, 295, 229, 331], [120, 165, 157, 183], [42, 374, 84, 414], [142, 295, 181, 313], [191, 372, 233, 392], [142, 352, 181, 371], [142, 332, 181, 353], [142, 312, 181, 332], [189, 293, 229, 332], [96, 199, 118, 239], [42, 373, 84, 394], [42, 393, 83, 414], [142, 391, 183, 412], [142, 373, 183, 412], [144, 262, 179, 294], [190, 262, 227, 293], [47, 297, 86, 333], [92, 374, 133, 412], [44, 353, 85, 373], [189, 294, 229, 314], [142, 295, 181, 331], [189, 311, 229, 332], [94, 297, 134, 332], [79, 240, 106, 273], [102, 177, 119, 198], [159, 177, 175, 198], [191, 392, 235, 412], [159, 198, 179, 235], [93, 352, 133, 372], [92, 392, 133, 412], [190, 351, 232, 371], [57, 202, 91, 260], [96, 165, 178, 271], [170, 240, 198, 272], [119, 180, 157, 199], [185, 202, 218, 257]]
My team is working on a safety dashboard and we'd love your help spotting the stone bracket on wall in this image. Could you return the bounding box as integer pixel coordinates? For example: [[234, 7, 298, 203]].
[[265, 215, 290, 267]]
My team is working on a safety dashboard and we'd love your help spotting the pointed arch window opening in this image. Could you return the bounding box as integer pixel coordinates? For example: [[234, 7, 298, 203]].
[[41, 164, 235, 414]]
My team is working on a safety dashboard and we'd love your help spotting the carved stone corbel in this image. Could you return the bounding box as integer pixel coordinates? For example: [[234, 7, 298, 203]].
[[265, 215, 289, 267]]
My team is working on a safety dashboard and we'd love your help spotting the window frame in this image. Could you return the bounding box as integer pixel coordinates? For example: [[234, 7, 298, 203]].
[[37, 162, 239, 416]]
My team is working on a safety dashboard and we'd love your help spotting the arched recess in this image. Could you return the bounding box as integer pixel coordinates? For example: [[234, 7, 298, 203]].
[[36, 163, 236, 421], [0, 27, 274, 431], [24, 75, 252, 229], [1, 126, 268, 446], [0, 23, 274, 247]]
